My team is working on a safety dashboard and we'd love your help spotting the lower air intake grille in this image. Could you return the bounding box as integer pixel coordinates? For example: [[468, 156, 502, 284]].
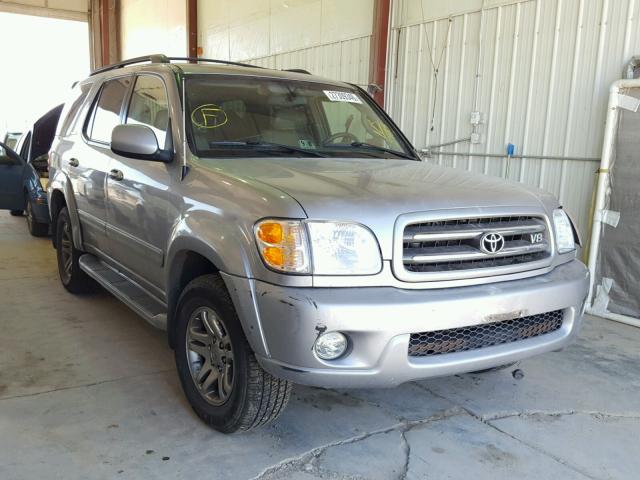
[[408, 310, 564, 357]]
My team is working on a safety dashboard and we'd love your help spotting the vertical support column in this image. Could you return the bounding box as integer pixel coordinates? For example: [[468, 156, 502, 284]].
[[370, 0, 391, 107], [187, 0, 198, 59], [100, 0, 111, 66], [90, 0, 119, 69], [89, 0, 101, 70]]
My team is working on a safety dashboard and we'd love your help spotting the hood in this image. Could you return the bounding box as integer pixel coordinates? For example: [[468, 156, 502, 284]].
[[203, 157, 557, 258], [32, 104, 63, 161]]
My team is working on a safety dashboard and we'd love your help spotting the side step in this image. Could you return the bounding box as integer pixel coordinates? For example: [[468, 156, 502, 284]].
[[79, 254, 167, 330]]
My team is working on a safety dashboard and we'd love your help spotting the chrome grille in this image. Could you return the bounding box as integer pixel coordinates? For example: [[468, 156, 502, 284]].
[[403, 215, 551, 276], [408, 310, 564, 357]]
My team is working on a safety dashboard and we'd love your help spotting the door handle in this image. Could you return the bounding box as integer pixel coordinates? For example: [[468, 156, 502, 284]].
[[109, 169, 124, 181], [68, 158, 79, 167]]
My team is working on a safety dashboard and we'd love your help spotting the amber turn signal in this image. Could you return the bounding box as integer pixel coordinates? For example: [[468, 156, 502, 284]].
[[254, 219, 310, 273], [257, 222, 284, 244], [262, 246, 284, 267]]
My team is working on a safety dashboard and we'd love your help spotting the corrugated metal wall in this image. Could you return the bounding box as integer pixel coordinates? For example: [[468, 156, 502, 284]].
[[197, 0, 374, 87], [250, 36, 372, 86], [120, 0, 186, 59], [386, 0, 640, 238]]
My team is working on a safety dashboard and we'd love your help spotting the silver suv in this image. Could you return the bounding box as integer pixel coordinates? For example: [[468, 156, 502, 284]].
[[48, 55, 589, 433]]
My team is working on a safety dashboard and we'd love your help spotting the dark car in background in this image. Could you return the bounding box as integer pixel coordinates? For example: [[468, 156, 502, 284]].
[[0, 105, 62, 236]]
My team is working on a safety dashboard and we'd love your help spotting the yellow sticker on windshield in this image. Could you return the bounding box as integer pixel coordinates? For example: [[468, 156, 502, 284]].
[[191, 104, 228, 129], [367, 119, 394, 143]]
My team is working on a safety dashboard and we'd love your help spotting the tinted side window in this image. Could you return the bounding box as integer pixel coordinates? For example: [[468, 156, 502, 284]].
[[87, 77, 131, 144], [59, 83, 93, 137], [126, 75, 170, 149]]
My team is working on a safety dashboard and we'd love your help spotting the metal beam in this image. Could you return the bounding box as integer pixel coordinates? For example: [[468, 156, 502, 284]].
[[369, 0, 391, 107], [100, 0, 110, 66], [187, 0, 197, 59]]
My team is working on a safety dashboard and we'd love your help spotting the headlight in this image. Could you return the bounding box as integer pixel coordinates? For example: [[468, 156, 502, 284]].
[[254, 219, 382, 275], [306, 221, 382, 275], [255, 219, 310, 273], [553, 209, 576, 254]]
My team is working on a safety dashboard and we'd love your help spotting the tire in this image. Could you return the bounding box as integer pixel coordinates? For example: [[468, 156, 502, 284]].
[[26, 200, 48, 237], [10, 210, 23, 216], [55, 207, 94, 293], [174, 274, 292, 433]]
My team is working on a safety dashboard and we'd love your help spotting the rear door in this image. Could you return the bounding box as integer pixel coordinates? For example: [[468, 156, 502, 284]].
[[0, 142, 26, 211], [71, 75, 132, 254]]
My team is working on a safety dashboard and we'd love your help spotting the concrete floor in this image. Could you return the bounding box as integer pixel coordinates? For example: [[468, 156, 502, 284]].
[[0, 210, 639, 480]]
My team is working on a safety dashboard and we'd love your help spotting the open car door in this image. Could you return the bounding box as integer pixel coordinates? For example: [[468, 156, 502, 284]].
[[0, 142, 26, 211]]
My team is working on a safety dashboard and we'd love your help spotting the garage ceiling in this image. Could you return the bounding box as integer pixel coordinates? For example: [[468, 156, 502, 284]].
[[0, 0, 87, 21]]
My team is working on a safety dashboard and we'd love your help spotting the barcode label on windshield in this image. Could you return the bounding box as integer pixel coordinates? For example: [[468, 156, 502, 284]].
[[323, 90, 362, 104]]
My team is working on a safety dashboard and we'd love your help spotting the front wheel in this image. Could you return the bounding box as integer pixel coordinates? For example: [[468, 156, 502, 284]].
[[174, 274, 292, 433]]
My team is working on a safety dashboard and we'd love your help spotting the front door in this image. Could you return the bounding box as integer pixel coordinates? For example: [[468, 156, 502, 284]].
[[105, 74, 178, 293], [0, 142, 26, 211], [72, 76, 132, 253]]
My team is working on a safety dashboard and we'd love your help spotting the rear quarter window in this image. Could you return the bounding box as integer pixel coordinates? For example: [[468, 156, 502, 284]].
[[19, 131, 32, 160], [58, 82, 93, 137]]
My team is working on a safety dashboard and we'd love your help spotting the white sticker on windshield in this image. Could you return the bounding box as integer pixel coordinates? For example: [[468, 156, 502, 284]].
[[323, 90, 363, 104]]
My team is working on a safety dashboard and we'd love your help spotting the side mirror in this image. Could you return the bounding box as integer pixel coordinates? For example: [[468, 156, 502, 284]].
[[111, 124, 173, 162]]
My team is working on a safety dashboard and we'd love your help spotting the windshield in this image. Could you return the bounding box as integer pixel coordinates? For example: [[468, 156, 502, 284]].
[[185, 75, 415, 159]]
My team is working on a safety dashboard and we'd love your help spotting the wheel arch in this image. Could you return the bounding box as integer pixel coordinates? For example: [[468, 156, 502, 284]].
[[164, 239, 269, 359], [165, 240, 224, 349], [48, 176, 82, 249]]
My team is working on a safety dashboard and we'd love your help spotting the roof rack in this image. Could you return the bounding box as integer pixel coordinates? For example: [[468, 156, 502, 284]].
[[90, 54, 170, 76], [89, 54, 263, 76], [168, 57, 263, 69], [284, 68, 312, 75]]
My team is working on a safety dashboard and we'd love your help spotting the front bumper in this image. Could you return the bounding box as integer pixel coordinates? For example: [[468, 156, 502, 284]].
[[223, 260, 589, 388], [31, 200, 50, 224], [28, 190, 50, 224]]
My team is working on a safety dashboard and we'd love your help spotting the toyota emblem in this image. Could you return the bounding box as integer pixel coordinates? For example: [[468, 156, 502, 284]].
[[480, 233, 505, 254]]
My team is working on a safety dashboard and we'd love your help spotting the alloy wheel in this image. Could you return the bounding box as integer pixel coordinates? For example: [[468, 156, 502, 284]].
[[186, 307, 234, 406]]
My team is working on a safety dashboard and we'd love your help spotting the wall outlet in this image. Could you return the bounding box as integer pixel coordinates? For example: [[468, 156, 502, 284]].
[[470, 132, 483, 144]]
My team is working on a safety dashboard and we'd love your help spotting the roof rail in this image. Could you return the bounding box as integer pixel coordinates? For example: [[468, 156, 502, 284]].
[[90, 54, 169, 76], [284, 68, 312, 75], [90, 55, 264, 77], [167, 57, 263, 69]]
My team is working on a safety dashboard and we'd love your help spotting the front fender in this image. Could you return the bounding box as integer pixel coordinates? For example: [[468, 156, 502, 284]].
[[164, 209, 312, 355], [165, 214, 252, 278]]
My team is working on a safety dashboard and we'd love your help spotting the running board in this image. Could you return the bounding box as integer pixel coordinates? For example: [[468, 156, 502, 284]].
[[79, 254, 167, 330]]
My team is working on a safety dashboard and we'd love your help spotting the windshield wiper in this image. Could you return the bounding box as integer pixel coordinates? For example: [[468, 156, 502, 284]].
[[347, 142, 416, 160], [208, 140, 327, 157]]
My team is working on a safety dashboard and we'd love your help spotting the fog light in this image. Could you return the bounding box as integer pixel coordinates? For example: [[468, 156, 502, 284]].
[[314, 331, 348, 360]]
